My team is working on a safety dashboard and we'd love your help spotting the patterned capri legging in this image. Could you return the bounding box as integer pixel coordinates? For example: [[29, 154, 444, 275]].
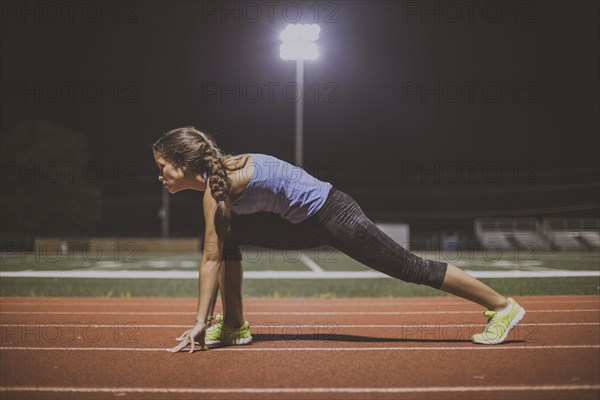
[[220, 187, 448, 289]]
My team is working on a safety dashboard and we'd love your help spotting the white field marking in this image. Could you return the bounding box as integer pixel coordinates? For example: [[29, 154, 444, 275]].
[[140, 260, 198, 269], [0, 345, 599, 352], [179, 261, 196, 268], [300, 254, 325, 273], [1, 270, 599, 279], [91, 262, 122, 269], [0, 385, 599, 394], [0, 322, 597, 329], [0, 309, 597, 315], [487, 260, 558, 272], [147, 260, 170, 268], [1, 300, 598, 307]]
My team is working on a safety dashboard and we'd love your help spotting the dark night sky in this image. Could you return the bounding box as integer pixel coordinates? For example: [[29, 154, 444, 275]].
[[1, 0, 598, 235]]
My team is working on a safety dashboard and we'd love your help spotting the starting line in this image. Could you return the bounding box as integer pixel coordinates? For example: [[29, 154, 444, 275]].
[[0, 270, 598, 279]]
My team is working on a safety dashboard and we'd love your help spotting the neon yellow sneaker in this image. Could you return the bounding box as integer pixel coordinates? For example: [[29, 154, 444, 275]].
[[472, 298, 526, 345], [205, 314, 253, 345]]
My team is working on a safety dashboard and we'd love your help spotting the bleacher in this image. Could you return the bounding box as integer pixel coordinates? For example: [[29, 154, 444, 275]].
[[542, 218, 600, 251], [474, 218, 552, 251]]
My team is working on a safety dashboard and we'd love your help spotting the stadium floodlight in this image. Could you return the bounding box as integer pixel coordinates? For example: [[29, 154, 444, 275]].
[[279, 24, 321, 61], [279, 24, 321, 167]]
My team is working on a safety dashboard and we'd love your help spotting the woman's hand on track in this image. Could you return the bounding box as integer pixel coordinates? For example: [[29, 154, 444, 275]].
[[167, 322, 208, 353]]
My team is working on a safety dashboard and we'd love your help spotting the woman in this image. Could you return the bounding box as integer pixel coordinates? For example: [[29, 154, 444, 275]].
[[153, 126, 526, 353]]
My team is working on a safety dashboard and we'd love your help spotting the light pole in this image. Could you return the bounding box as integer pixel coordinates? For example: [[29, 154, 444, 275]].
[[280, 24, 320, 167], [159, 187, 169, 237]]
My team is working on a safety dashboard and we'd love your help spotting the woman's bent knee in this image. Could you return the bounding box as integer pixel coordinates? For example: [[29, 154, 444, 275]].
[[418, 259, 448, 289]]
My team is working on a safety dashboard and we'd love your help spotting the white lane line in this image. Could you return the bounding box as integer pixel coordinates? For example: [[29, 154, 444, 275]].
[[0, 322, 597, 328], [300, 254, 325, 273], [221, 299, 600, 305], [1, 345, 599, 352], [1, 309, 597, 315], [0, 270, 389, 279], [1, 300, 598, 307], [463, 270, 600, 278], [0, 385, 599, 394], [1, 270, 598, 279]]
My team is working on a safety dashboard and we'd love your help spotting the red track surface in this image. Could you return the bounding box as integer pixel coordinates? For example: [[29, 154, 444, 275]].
[[1, 295, 599, 400]]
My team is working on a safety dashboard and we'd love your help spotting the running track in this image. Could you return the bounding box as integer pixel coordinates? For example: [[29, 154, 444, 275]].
[[0, 295, 598, 400]]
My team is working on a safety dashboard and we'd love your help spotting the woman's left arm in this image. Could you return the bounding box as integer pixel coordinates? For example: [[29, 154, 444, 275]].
[[167, 188, 223, 353]]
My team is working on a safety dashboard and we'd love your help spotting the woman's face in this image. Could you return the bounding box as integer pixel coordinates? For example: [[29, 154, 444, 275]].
[[154, 153, 196, 193]]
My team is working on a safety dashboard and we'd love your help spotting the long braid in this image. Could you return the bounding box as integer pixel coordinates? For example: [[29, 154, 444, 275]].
[[201, 139, 233, 238], [152, 126, 244, 241]]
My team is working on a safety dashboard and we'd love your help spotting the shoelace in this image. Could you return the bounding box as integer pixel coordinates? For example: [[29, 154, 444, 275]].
[[207, 317, 224, 335], [483, 311, 499, 333]]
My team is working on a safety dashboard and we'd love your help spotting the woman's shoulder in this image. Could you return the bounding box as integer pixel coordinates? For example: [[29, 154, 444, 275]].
[[250, 153, 292, 163], [225, 153, 291, 171], [242, 153, 282, 166]]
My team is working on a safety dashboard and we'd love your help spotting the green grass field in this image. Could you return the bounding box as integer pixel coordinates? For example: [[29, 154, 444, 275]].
[[2, 276, 597, 298], [1, 249, 598, 297]]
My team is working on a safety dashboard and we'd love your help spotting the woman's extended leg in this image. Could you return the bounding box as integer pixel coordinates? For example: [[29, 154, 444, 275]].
[[300, 188, 526, 344], [303, 189, 509, 310], [440, 264, 508, 311]]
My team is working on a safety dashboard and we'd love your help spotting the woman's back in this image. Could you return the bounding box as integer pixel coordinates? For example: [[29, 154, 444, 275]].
[[226, 153, 332, 224]]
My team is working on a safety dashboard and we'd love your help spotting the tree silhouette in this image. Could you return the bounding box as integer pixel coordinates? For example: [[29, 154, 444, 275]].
[[1, 120, 102, 245]]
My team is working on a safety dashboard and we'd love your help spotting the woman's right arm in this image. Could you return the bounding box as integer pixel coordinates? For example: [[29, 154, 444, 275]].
[[195, 188, 224, 325], [167, 188, 223, 353]]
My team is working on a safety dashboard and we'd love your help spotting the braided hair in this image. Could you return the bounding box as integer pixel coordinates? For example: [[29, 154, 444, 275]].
[[152, 126, 247, 240]]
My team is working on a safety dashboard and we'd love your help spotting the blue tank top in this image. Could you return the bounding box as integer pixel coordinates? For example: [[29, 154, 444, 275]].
[[203, 153, 332, 224]]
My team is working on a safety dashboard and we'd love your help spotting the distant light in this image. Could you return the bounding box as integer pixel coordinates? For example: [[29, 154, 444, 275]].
[[279, 24, 320, 61]]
